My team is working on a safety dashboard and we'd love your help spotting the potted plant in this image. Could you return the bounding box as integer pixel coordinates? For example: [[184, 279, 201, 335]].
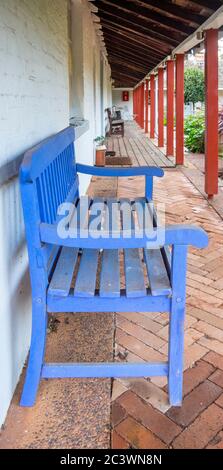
[[94, 136, 106, 166]]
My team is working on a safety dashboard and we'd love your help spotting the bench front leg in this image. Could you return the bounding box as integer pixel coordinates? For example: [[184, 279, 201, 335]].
[[168, 244, 187, 406], [20, 298, 47, 407]]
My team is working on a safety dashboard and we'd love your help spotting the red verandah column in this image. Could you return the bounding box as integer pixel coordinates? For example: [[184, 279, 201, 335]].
[[150, 74, 155, 138], [205, 29, 219, 197], [167, 60, 175, 156], [158, 67, 164, 147], [145, 79, 149, 133], [175, 54, 184, 164], [140, 82, 145, 129]]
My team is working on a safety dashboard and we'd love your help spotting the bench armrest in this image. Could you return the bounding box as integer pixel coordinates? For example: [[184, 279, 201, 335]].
[[76, 164, 164, 200], [76, 163, 164, 178], [40, 223, 208, 250]]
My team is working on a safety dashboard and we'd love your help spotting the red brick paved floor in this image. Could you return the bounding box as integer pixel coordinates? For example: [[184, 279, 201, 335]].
[[112, 170, 223, 449]]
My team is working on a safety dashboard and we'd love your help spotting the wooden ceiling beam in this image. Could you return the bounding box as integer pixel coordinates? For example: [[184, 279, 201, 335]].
[[99, 12, 180, 46], [95, 0, 192, 35], [103, 29, 165, 60], [100, 19, 174, 52], [101, 23, 171, 53], [105, 44, 160, 66], [112, 71, 140, 82], [95, 2, 191, 37], [108, 59, 154, 75], [109, 57, 151, 75], [135, 0, 209, 25], [187, 0, 222, 11]]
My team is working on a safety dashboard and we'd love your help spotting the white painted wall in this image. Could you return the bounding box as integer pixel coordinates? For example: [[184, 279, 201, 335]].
[[0, 0, 69, 426], [112, 88, 134, 120], [70, 0, 112, 194], [0, 0, 112, 425]]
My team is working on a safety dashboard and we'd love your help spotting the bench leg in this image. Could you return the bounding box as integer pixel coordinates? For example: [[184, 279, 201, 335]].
[[168, 245, 187, 406], [168, 299, 186, 406], [20, 302, 47, 407]]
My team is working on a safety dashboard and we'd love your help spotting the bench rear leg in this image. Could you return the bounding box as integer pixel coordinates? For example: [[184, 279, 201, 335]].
[[168, 245, 187, 406], [168, 299, 186, 406], [20, 302, 47, 407]]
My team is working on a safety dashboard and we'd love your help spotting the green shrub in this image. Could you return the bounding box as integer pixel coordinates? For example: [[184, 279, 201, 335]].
[[184, 112, 205, 153]]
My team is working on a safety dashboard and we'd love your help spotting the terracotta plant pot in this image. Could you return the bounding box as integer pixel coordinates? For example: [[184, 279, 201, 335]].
[[95, 145, 106, 166]]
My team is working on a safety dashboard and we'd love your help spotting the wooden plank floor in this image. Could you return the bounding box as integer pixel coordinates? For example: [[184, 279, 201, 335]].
[[106, 121, 175, 168]]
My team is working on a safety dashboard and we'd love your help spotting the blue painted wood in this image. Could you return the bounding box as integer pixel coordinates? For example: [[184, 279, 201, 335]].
[[42, 362, 168, 378], [76, 163, 164, 178], [48, 247, 79, 297], [144, 249, 171, 296], [168, 245, 188, 406], [145, 176, 153, 200], [100, 250, 120, 298], [124, 248, 146, 297], [47, 292, 170, 312], [20, 127, 75, 182], [19, 126, 208, 406], [40, 223, 209, 250], [19, 181, 48, 407], [74, 249, 99, 297], [120, 198, 146, 297]]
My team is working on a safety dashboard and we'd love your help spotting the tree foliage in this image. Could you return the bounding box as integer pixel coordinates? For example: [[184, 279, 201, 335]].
[[184, 67, 205, 106], [184, 112, 205, 153]]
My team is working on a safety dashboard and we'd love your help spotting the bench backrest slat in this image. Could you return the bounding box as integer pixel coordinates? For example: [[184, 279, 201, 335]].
[[20, 127, 78, 288]]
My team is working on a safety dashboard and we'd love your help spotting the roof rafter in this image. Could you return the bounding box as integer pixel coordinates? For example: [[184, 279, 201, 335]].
[[95, 0, 192, 35], [136, 0, 209, 25], [101, 19, 173, 52]]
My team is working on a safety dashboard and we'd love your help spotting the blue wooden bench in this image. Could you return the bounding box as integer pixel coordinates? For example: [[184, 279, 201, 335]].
[[19, 126, 208, 407]]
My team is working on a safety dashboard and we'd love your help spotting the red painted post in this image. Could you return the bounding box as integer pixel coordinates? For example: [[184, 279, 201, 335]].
[[135, 87, 138, 124], [175, 54, 184, 165], [150, 74, 155, 139], [205, 29, 219, 197], [133, 89, 135, 117], [158, 68, 164, 147], [137, 86, 140, 125], [145, 79, 149, 133], [141, 82, 145, 129], [167, 60, 175, 156]]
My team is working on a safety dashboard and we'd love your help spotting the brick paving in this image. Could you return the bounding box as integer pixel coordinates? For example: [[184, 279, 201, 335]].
[[112, 168, 223, 449], [1, 123, 223, 449]]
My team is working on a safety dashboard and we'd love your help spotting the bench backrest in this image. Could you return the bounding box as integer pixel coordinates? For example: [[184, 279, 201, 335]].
[[20, 127, 78, 292]]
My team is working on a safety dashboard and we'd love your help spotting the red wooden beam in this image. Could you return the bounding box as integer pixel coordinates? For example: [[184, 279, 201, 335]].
[[175, 54, 184, 165], [167, 60, 175, 156], [150, 74, 155, 139], [140, 82, 145, 129], [137, 86, 140, 125], [158, 68, 164, 147], [145, 79, 149, 133], [205, 29, 219, 197]]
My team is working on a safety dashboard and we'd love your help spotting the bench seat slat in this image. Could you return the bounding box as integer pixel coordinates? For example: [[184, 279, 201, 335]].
[[124, 248, 146, 298], [100, 250, 120, 298], [144, 248, 171, 296], [74, 249, 99, 297], [48, 247, 78, 297]]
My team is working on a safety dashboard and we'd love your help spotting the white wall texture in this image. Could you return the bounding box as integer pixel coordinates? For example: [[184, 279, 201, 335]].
[[0, 0, 69, 426], [0, 0, 112, 425], [71, 0, 112, 194], [112, 88, 134, 120]]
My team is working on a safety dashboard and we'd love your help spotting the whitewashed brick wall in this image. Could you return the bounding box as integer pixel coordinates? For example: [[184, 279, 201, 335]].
[[0, 0, 69, 425]]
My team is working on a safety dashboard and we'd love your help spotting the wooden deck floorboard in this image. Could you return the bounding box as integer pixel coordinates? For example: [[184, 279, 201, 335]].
[[106, 121, 175, 168]]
